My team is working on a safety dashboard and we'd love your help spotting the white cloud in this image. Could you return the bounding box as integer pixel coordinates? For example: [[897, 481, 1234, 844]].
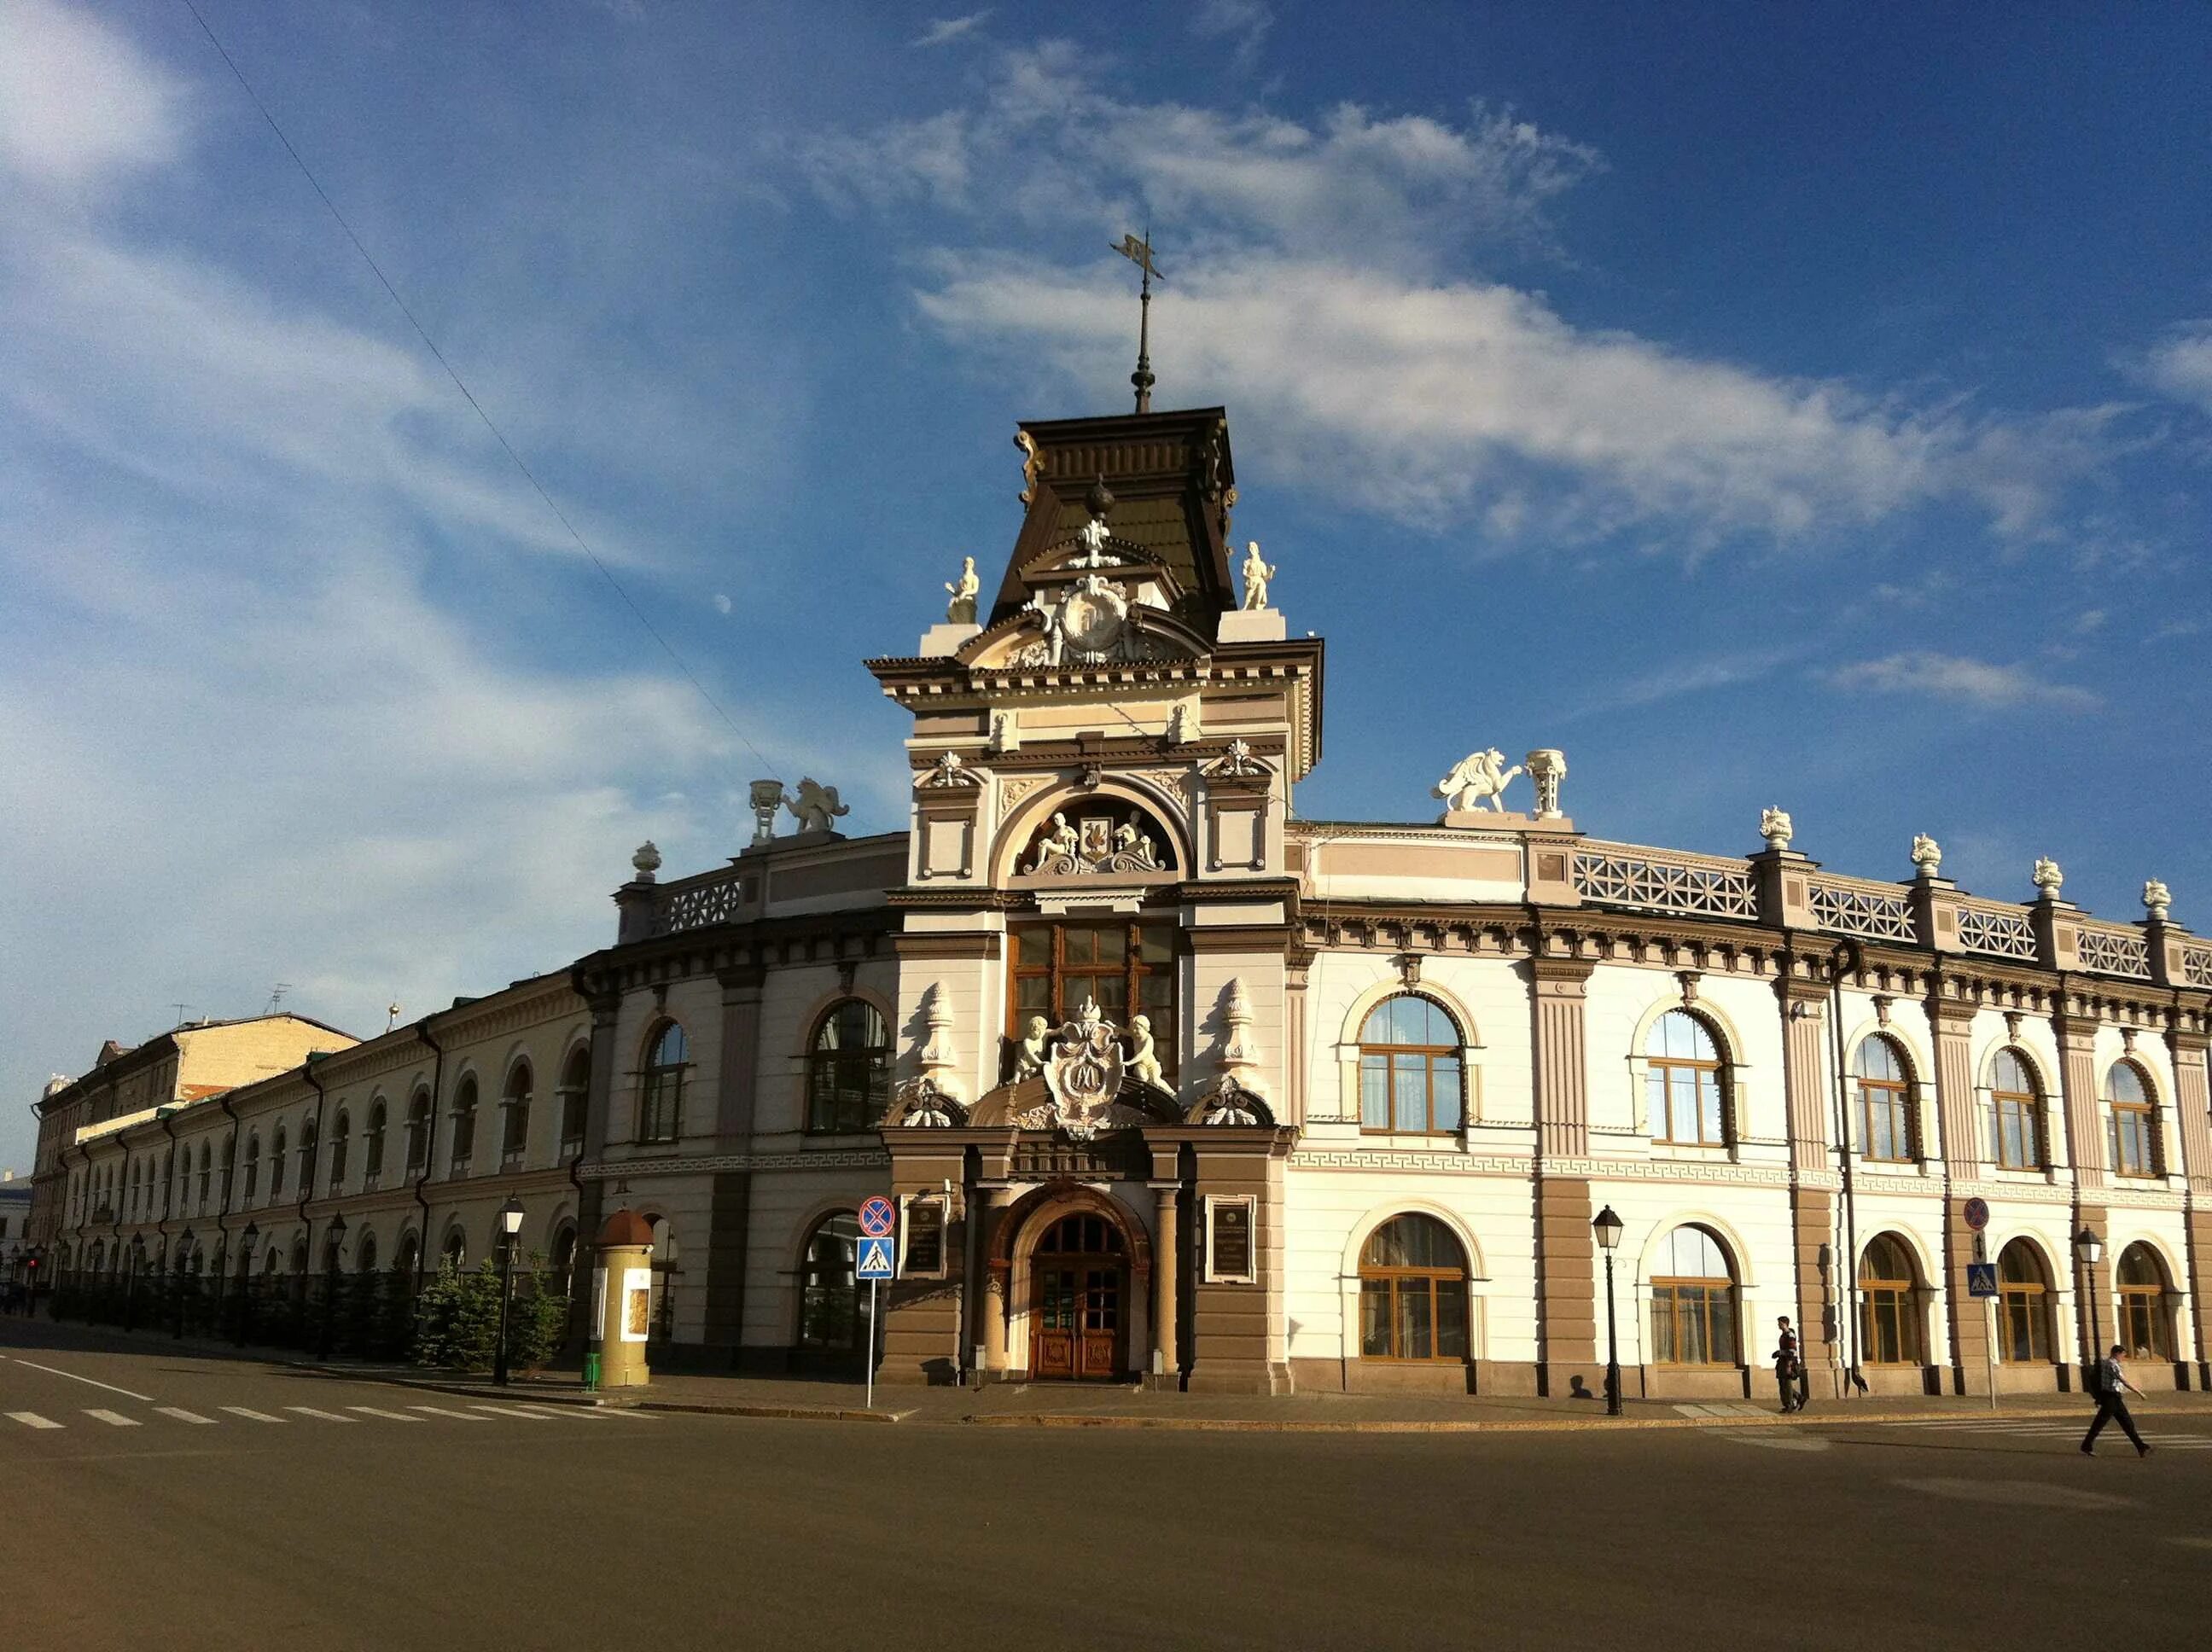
[[713, 591, 733, 614], [1567, 649, 1794, 719], [1190, 1, 1274, 74], [1824, 651, 2097, 711], [800, 49, 2120, 548], [2134, 322, 2212, 418], [0, 0, 184, 189], [913, 12, 992, 49]]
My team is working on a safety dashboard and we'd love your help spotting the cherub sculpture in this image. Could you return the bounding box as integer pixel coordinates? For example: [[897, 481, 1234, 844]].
[[1126, 1015, 1163, 1088], [783, 778, 850, 834], [1013, 1015, 1050, 1080], [1240, 540, 1276, 610], [944, 556, 979, 625]]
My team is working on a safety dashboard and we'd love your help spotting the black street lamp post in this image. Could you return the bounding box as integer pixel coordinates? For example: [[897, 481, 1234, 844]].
[[1592, 1204, 1626, 1416], [320, 1213, 347, 1361], [2075, 1224, 2104, 1381], [492, 1196, 526, 1386]]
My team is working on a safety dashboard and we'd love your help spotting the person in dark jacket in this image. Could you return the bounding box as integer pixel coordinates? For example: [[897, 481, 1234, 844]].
[[1773, 1316, 1807, 1413], [2081, 1344, 2151, 1457]]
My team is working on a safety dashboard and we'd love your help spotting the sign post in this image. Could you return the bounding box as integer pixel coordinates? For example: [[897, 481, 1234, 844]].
[[1963, 1198, 1995, 1411], [857, 1197, 898, 1411]]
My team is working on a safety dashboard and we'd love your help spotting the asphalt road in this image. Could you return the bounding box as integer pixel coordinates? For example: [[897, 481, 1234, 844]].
[[6, 1318, 2209, 1651]]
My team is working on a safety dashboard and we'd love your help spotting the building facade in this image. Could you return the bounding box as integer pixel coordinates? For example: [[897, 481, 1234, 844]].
[[31, 401, 2212, 1399]]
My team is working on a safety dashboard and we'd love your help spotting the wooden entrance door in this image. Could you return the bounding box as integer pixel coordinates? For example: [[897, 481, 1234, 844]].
[[1029, 1213, 1126, 1380]]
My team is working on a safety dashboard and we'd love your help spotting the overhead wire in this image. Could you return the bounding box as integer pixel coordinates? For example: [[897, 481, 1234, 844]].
[[176, 0, 774, 773]]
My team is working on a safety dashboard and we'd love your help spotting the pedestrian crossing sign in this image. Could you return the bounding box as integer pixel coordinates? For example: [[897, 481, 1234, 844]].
[[1965, 1262, 1998, 1298], [857, 1236, 895, 1281]]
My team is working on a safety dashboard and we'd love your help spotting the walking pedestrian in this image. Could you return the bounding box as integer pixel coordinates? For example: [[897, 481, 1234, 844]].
[[1773, 1316, 1804, 1413], [2081, 1344, 2152, 1457]]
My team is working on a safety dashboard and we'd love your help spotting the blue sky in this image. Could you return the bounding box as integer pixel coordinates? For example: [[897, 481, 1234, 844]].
[[5, 1, 2210, 1169]]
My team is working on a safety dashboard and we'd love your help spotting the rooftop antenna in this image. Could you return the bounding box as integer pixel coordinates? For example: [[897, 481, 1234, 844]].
[[265, 982, 292, 1015], [170, 1003, 193, 1028], [1113, 229, 1162, 413]]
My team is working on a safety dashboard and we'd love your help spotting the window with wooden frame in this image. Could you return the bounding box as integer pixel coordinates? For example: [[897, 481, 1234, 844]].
[[500, 1062, 531, 1168], [1008, 921, 1176, 1079], [1357, 1213, 1470, 1361], [364, 1102, 386, 1189], [328, 1112, 349, 1192], [1995, 1239, 2052, 1363], [557, 1047, 591, 1158], [1647, 1225, 1739, 1365], [637, 1021, 688, 1144], [799, 1212, 863, 1351], [270, 1126, 288, 1196], [242, 1134, 260, 1201], [1857, 1233, 1922, 1365], [405, 1091, 431, 1173], [2105, 1062, 2161, 1178], [1357, 995, 1464, 1135], [1989, 1049, 2044, 1171], [447, 1079, 475, 1174], [1645, 1010, 1729, 1147], [1854, 1036, 1917, 1163], [806, 999, 892, 1133], [2115, 1243, 2173, 1359]]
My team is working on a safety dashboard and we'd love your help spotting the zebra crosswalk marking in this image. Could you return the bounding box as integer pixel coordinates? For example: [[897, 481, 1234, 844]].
[[154, 1407, 216, 1425], [346, 1405, 422, 1422], [84, 1409, 140, 1427], [467, 1403, 555, 1420], [5, 1411, 62, 1429], [220, 1407, 286, 1422], [408, 1405, 492, 1422], [284, 1405, 356, 1422]]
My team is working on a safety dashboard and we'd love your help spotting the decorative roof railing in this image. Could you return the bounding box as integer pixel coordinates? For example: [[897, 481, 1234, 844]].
[[1573, 847, 1759, 922], [1807, 875, 1917, 944], [2074, 922, 2151, 981], [2183, 943, 2212, 989], [1954, 899, 2038, 963], [653, 866, 747, 936]]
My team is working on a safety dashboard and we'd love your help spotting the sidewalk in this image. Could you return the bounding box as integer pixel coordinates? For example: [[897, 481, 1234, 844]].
[[314, 1359, 2212, 1434]]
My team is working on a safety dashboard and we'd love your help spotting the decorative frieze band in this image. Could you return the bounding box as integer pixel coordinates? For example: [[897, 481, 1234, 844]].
[[580, 1150, 891, 1179]]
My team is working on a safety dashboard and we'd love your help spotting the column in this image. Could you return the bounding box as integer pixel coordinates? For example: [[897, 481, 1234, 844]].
[[2170, 1030, 2212, 1387], [1778, 973, 1839, 1395], [1150, 1183, 1180, 1388], [2054, 1012, 2106, 1369], [1930, 995, 1988, 1393], [1529, 954, 1597, 1397]]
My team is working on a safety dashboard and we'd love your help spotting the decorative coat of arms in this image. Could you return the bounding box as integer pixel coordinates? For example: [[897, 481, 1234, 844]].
[[1035, 998, 1125, 1141], [1023, 811, 1165, 875]]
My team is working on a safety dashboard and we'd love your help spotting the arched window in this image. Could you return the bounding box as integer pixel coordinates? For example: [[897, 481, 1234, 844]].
[[355, 1231, 378, 1274], [329, 1112, 349, 1193], [550, 1221, 578, 1279], [806, 1001, 892, 1134], [197, 1143, 212, 1210], [1857, 1233, 1923, 1365], [297, 1118, 317, 1191], [1854, 1037, 1917, 1163], [1649, 1225, 1738, 1366], [292, 1236, 309, 1275], [396, 1232, 420, 1278], [450, 1076, 478, 1175], [2116, 1243, 2173, 1359], [557, 1046, 591, 1157], [243, 1134, 260, 1201], [1357, 996, 1464, 1136], [500, 1062, 532, 1169], [1995, 1239, 2052, 1363], [270, 1126, 288, 1196], [364, 1102, 387, 1189], [1646, 1011, 1728, 1147], [2106, 1062, 2160, 1179], [160, 1148, 172, 1215], [1990, 1050, 2043, 1171], [639, 1022, 688, 1144], [442, 1227, 467, 1269], [799, 1212, 863, 1351], [405, 1091, 431, 1174], [1357, 1213, 1470, 1362]]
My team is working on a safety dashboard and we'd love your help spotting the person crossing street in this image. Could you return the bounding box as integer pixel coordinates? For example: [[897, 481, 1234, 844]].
[[2081, 1344, 2152, 1457]]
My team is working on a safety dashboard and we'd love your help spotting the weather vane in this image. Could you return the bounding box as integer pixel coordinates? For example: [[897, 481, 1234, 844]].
[[1113, 230, 1162, 413]]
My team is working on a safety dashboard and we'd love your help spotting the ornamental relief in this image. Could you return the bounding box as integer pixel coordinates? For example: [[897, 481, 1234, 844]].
[[1017, 797, 1175, 877]]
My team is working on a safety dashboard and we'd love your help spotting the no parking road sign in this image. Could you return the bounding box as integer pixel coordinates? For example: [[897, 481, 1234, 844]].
[[859, 1195, 897, 1238]]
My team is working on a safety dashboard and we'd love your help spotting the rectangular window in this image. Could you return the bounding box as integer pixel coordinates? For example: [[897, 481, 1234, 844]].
[[1007, 921, 1178, 1079], [1994, 1096, 2039, 1170], [2110, 1107, 2157, 1178]]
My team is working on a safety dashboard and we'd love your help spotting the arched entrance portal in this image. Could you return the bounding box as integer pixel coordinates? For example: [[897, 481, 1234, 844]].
[[1029, 1213, 1127, 1381]]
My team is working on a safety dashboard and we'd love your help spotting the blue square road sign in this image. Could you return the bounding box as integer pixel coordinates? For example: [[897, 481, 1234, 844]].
[[857, 1236, 896, 1281]]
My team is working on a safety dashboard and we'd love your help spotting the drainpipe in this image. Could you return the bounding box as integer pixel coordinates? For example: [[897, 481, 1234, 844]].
[[1827, 939, 1866, 1395], [299, 1056, 329, 1260], [217, 1093, 243, 1271], [156, 1106, 180, 1255], [413, 1021, 445, 1290]]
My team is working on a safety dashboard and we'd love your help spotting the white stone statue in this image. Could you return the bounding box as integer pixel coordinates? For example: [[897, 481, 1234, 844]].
[[1524, 749, 1566, 819], [1911, 834, 1942, 879], [1760, 806, 1794, 851], [631, 841, 661, 881], [1111, 821, 1157, 865], [1027, 811, 1080, 873], [2144, 878, 2173, 921], [1239, 540, 1275, 611], [783, 778, 849, 834], [1126, 1015, 1163, 1088], [2033, 856, 2064, 897], [1435, 748, 1523, 813], [944, 556, 979, 625], [1013, 1015, 1050, 1081]]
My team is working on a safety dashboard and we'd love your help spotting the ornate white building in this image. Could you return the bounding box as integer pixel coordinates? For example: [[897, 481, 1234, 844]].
[[38, 402, 2212, 1399]]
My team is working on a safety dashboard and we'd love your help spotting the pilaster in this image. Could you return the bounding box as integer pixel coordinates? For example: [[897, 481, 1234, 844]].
[[714, 965, 767, 1142], [2053, 1010, 2105, 1190], [2171, 1031, 2212, 1387], [1930, 995, 1988, 1393]]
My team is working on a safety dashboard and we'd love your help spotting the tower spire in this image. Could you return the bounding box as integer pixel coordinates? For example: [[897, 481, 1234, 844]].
[[1113, 230, 1162, 414]]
